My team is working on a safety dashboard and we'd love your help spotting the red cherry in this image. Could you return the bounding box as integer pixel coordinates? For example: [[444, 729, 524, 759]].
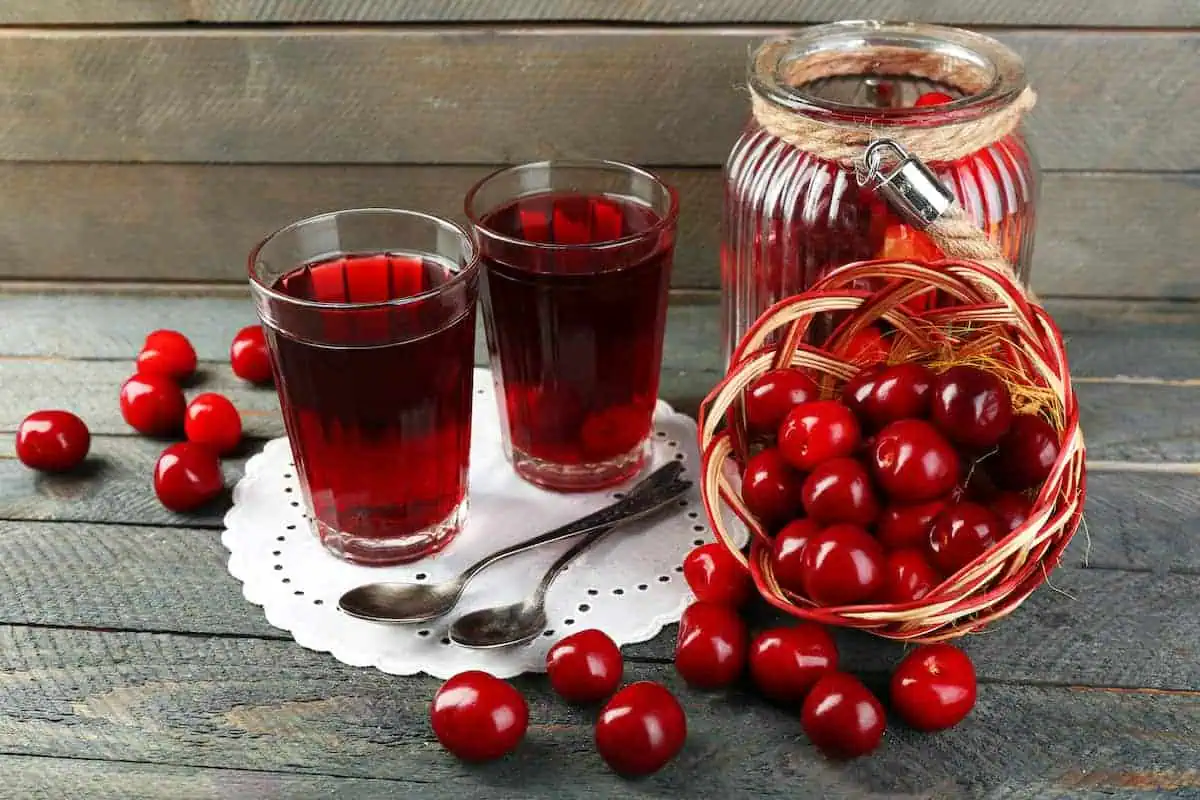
[[841, 326, 889, 367], [674, 601, 748, 689], [914, 91, 956, 107], [801, 672, 886, 759], [184, 392, 243, 456], [120, 373, 187, 436], [991, 491, 1033, 533], [15, 411, 90, 472], [848, 363, 935, 429], [992, 414, 1061, 490], [890, 644, 977, 731], [136, 329, 197, 381], [740, 448, 804, 527], [771, 518, 820, 595], [683, 543, 753, 607], [430, 670, 528, 762], [931, 366, 1013, 450], [882, 549, 941, 603], [778, 400, 861, 471], [595, 681, 687, 776], [841, 367, 881, 424], [928, 502, 1003, 574], [801, 457, 879, 527], [743, 369, 819, 436], [877, 498, 948, 550], [230, 325, 274, 385], [748, 624, 839, 704], [800, 524, 885, 606], [871, 419, 961, 502], [545, 629, 623, 705], [153, 442, 224, 512]]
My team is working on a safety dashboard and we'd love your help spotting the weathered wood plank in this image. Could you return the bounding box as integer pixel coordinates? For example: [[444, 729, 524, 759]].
[[0, 626, 1196, 797], [0, 164, 1193, 297], [0, 29, 1193, 171], [3, 0, 1197, 27]]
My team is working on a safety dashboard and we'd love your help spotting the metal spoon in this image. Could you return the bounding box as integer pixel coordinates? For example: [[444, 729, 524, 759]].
[[338, 461, 690, 624], [448, 472, 692, 649]]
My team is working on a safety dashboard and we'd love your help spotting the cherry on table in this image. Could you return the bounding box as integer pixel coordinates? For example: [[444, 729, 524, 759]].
[[743, 368, 819, 436], [674, 601, 748, 689], [771, 518, 820, 596], [184, 392, 243, 456], [230, 324, 274, 385], [877, 498, 948, 550], [120, 373, 187, 436], [801, 672, 886, 759], [683, 542, 753, 607], [777, 400, 861, 471], [15, 410, 90, 472], [800, 523, 885, 606], [595, 681, 687, 776], [153, 442, 224, 512], [890, 643, 977, 731], [870, 419, 961, 503], [545, 629, 623, 705], [931, 365, 1014, 450], [430, 670, 528, 762], [928, 502, 1004, 574], [991, 491, 1034, 533], [801, 457, 880, 527], [991, 414, 1061, 490], [844, 363, 935, 430], [136, 329, 197, 382], [882, 548, 941, 603], [740, 448, 805, 527], [748, 624, 839, 705]]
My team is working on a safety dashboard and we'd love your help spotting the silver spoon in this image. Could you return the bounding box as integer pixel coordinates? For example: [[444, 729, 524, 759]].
[[448, 473, 693, 649], [338, 461, 689, 624]]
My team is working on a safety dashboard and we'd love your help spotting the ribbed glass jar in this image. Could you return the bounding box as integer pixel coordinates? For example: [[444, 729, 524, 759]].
[[721, 21, 1039, 362]]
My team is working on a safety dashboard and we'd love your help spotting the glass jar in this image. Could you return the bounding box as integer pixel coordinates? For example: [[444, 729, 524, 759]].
[[721, 21, 1039, 361]]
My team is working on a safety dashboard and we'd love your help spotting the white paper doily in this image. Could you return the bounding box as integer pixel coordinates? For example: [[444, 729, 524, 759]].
[[222, 368, 747, 679]]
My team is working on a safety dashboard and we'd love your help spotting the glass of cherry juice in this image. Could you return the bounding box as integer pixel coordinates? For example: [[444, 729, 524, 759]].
[[466, 160, 678, 492], [249, 208, 479, 565]]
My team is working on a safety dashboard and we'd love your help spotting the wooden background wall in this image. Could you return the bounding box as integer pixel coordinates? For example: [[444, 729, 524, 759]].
[[0, 1, 1195, 298]]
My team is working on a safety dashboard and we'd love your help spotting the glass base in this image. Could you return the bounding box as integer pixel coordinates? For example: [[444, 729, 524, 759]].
[[313, 498, 467, 566], [511, 440, 648, 493]]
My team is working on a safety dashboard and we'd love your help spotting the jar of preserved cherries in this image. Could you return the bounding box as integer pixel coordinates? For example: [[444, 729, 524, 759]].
[[722, 20, 1039, 361]]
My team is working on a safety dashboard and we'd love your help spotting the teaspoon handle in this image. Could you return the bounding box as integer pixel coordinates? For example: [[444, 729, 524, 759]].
[[462, 462, 691, 581]]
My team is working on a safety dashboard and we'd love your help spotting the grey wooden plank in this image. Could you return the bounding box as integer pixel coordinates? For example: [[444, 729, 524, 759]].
[[2, 0, 1196, 26], [0, 626, 1196, 797], [0, 755, 421, 800], [0, 29, 1193, 171], [0, 164, 1193, 298]]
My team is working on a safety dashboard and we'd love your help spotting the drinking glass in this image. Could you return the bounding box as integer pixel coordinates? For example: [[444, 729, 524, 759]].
[[465, 160, 679, 492], [249, 208, 479, 565]]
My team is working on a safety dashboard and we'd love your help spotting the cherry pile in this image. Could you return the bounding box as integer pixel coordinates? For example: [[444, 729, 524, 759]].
[[739, 360, 1060, 608], [15, 325, 275, 513]]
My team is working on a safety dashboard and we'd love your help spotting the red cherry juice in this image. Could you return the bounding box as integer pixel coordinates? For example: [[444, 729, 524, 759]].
[[265, 253, 476, 564], [478, 192, 673, 490]]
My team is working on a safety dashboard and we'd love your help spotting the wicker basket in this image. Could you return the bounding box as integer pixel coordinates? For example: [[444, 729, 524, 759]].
[[697, 257, 1087, 642]]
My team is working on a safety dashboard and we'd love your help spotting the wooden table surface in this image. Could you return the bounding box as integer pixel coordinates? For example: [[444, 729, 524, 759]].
[[0, 285, 1197, 799]]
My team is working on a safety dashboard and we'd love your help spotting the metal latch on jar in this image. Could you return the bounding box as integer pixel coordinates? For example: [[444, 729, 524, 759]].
[[855, 139, 955, 228]]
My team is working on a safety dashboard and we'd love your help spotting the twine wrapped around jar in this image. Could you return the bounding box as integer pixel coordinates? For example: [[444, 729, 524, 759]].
[[699, 38, 1085, 642]]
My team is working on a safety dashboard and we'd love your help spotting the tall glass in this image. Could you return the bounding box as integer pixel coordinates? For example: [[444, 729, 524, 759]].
[[249, 209, 479, 565], [466, 161, 679, 492]]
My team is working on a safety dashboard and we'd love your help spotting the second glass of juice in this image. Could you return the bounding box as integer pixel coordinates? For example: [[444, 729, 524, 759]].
[[249, 208, 479, 565], [466, 161, 679, 492]]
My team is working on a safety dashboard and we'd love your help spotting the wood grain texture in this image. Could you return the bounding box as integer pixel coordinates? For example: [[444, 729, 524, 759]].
[[0, 626, 1196, 797], [0, 164, 1197, 298], [3, 0, 1197, 26], [0, 29, 1194, 170]]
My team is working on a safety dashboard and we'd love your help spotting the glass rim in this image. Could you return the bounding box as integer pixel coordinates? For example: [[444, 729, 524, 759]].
[[463, 159, 680, 252], [749, 20, 1028, 125], [247, 207, 480, 312]]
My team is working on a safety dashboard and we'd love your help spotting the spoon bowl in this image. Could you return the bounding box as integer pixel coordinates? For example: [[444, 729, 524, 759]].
[[449, 602, 548, 649], [338, 579, 465, 624]]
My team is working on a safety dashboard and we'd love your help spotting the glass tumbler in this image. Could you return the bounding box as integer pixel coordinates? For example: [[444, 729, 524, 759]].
[[466, 160, 679, 492], [249, 208, 479, 566]]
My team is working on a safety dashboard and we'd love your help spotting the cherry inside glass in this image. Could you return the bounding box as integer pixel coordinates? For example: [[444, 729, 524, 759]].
[[249, 209, 479, 566], [466, 161, 679, 492]]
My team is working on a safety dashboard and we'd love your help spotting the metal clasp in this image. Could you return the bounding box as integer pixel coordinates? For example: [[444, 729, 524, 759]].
[[855, 139, 954, 229]]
